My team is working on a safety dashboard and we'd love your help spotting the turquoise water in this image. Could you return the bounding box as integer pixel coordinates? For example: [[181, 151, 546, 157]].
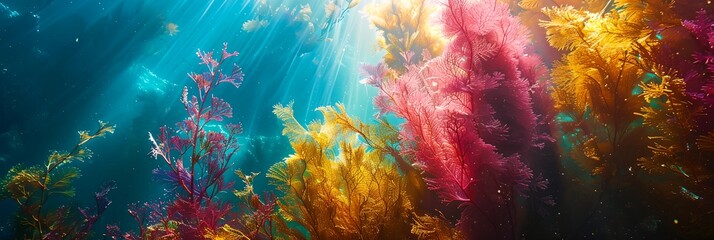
[[0, 0, 381, 235]]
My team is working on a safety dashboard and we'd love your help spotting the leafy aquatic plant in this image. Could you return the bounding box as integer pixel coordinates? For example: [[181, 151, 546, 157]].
[[541, 0, 679, 179], [680, 9, 714, 131], [515, 0, 608, 64], [410, 212, 464, 240], [1, 121, 116, 239], [128, 43, 245, 239], [363, 1, 552, 238], [266, 102, 414, 239], [628, 8, 714, 237], [365, 0, 445, 72], [202, 170, 279, 239], [540, 0, 714, 237], [316, 101, 427, 203]]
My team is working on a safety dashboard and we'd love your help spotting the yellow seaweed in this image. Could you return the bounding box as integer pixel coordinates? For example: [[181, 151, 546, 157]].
[[267, 102, 414, 239], [366, 0, 445, 73]]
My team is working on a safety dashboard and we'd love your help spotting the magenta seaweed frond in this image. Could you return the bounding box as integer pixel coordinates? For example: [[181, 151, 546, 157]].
[[370, 0, 552, 238], [140, 43, 245, 238]]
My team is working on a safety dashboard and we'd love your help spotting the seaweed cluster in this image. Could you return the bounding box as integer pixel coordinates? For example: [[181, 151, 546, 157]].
[[2, 0, 713, 239]]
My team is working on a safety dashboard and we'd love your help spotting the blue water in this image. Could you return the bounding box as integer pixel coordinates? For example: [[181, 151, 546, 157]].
[[0, 0, 381, 235]]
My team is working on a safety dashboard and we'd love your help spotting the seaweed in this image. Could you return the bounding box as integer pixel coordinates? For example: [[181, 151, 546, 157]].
[[365, 0, 446, 72], [266, 102, 414, 239], [365, 0, 552, 238], [540, 0, 713, 237], [203, 170, 279, 239], [630, 8, 714, 237], [1, 121, 116, 239], [130, 43, 245, 239]]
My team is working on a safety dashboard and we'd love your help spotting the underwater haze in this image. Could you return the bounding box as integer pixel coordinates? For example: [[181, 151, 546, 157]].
[[1, 0, 713, 239]]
